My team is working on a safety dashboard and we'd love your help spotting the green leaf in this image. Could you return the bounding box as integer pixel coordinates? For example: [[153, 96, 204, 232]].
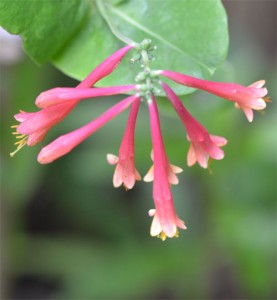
[[0, 0, 91, 63], [0, 0, 228, 95], [55, 0, 228, 95]]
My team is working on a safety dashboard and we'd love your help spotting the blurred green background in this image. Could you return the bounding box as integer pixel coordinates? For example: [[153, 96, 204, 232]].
[[1, 1, 276, 299]]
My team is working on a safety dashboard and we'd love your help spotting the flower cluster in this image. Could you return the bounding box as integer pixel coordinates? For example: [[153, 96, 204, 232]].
[[11, 40, 269, 240]]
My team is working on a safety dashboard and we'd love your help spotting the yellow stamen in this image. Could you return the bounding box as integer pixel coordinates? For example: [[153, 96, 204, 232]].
[[14, 138, 27, 145], [15, 134, 26, 139], [157, 229, 180, 241], [10, 125, 28, 157], [158, 232, 167, 241], [263, 96, 271, 103], [10, 139, 27, 157]]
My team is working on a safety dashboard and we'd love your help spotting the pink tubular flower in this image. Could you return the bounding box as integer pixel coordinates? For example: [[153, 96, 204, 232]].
[[35, 85, 137, 108], [78, 45, 133, 89], [38, 94, 139, 164], [160, 70, 268, 122], [10, 102, 77, 157], [147, 95, 186, 240], [107, 99, 141, 190], [143, 150, 183, 185], [162, 82, 227, 169], [10, 45, 133, 156]]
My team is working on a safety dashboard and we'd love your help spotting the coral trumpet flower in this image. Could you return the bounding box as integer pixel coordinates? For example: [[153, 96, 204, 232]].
[[162, 82, 227, 168], [160, 70, 268, 122]]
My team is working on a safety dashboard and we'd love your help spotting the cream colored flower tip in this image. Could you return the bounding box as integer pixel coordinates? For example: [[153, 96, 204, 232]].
[[248, 80, 266, 88], [107, 154, 118, 165], [148, 209, 187, 241]]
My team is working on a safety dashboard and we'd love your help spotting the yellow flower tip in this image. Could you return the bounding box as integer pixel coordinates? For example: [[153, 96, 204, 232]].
[[156, 230, 180, 241], [15, 134, 26, 139], [10, 152, 16, 158], [11, 125, 18, 128], [10, 129, 28, 157], [158, 232, 167, 241], [263, 96, 271, 103], [10, 143, 26, 157]]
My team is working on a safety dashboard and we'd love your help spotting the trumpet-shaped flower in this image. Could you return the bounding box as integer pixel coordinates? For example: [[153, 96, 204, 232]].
[[10, 45, 133, 156], [35, 85, 137, 108], [10, 102, 77, 157], [162, 82, 227, 168], [107, 99, 141, 190], [148, 96, 186, 240], [12, 84, 135, 154], [160, 70, 268, 122], [143, 150, 183, 185], [38, 94, 139, 164]]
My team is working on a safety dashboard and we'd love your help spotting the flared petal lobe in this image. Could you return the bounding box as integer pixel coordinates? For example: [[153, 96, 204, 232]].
[[14, 103, 77, 147], [162, 82, 227, 168], [143, 150, 183, 185]]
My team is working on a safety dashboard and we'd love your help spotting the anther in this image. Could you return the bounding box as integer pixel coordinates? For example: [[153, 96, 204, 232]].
[[16, 134, 26, 139], [264, 96, 271, 103]]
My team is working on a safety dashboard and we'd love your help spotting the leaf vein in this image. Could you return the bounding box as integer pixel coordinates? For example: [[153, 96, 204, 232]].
[[109, 5, 211, 72]]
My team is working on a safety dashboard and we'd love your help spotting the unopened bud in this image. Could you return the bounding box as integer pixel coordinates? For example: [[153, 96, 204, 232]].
[[130, 53, 141, 63], [153, 87, 161, 95], [141, 39, 152, 50], [135, 72, 146, 82]]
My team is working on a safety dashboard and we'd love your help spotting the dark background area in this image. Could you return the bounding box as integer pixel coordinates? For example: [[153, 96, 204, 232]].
[[1, 1, 276, 299]]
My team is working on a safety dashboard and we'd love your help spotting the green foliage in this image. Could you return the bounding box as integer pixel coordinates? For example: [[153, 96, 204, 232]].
[[2, 1, 275, 299], [0, 0, 91, 63], [0, 0, 228, 95]]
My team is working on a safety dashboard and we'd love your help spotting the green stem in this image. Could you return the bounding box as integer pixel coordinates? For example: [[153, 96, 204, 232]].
[[135, 46, 161, 101], [96, 0, 138, 47], [141, 50, 150, 71]]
